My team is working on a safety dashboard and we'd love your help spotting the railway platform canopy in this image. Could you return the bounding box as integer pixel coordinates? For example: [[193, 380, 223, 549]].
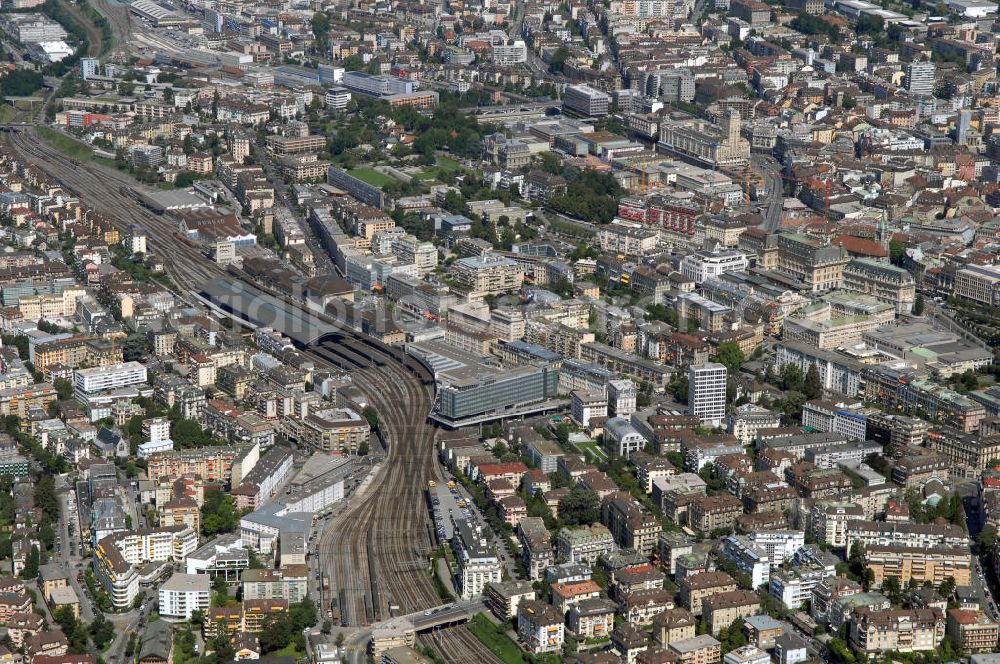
[[200, 278, 338, 346]]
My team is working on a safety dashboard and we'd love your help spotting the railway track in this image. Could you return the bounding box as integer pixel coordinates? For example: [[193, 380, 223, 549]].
[[7, 126, 492, 664], [310, 336, 442, 627], [419, 626, 505, 664], [94, 0, 132, 52], [4, 129, 223, 291]]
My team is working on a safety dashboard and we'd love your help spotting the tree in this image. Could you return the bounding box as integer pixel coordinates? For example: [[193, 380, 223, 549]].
[[362, 406, 379, 429], [558, 485, 600, 526], [803, 363, 822, 400], [977, 524, 997, 557], [938, 575, 956, 598], [912, 293, 925, 316], [0, 69, 44, 98], [889, 239, 906, 266], [779, 363, 804, 392], [669, 373, 689, 404], [881, 576, 902, 604], [172, 419, 213, 448], [54, 377, 74, 401], [201, 490, 239, 536], [715, 342, 745, 375], [90, 614, 115, 650], [312, 11, 330, 41], [123, 332, 149, 362], [20, 544, 39, 579]]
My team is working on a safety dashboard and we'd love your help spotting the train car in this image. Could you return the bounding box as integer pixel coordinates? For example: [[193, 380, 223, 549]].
[[330, 597, 340, 625]]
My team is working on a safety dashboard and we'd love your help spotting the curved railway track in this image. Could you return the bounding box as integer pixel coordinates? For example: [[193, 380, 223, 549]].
[[6, 126, 501, 664], [310, 336, 443, 627]]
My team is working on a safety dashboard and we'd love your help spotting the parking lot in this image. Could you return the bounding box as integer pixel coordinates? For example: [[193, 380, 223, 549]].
[[428, 482, 475, 542]]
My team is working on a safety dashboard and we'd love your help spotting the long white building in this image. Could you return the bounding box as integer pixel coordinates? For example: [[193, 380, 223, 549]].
[[75, 361, 148, 395]]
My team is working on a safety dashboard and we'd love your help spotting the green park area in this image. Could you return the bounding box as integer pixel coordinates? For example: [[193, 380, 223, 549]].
[[467, 615, 530, 664], [573, 439, 608, 463], [415, 155, 464, 181], [347, 167, 394, 187]]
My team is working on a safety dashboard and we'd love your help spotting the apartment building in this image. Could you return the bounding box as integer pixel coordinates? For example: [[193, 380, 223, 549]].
[[850, 608, 946, 654], [517, 600, 565, 654], [679, 571, 738, 616], [653, 607, 698, 646], [620, 587, 676, 625], [300, 407, 371, 453], [452, 517, 502, 600], [721, 536, 770, 588], [598, 222, 660, 257], [689, 494, 743, 535], [94, 526, 199, 609], [158, 574, 210, 621], [148, 444, 258, 485], [946, 609, 999, 654], [925, 428, 1000, 473], [845, 520, 968, 552], [33, 335, 125, 373], [602, 494, 662, 556], [568, 597, 617, 640], [810, 502, 864, 547], [668, 635, 723, 664], [204, 599, 288, 636], [704, 590, 761, 635], [517, 518, 553, 582], [748, 530, 805, 566], [557, 524, 616, 565], [74, 361, 147, 395], [551, 580, 601, 615], [485, 581, 536, 622], [241, 566, 308, 603], [451, 255, 524, 297], [729, 404, 782, 444], [865, 545, 972, 589]]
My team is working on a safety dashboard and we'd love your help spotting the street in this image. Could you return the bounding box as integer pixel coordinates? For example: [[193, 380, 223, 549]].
[[751, 154, 783, 232]]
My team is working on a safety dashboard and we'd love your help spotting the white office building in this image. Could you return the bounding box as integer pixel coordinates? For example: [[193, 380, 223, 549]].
[[563, 85, 611, 117], [158, 573, 211, 621], [748, 530, 805, 566], [324, 86, 352, 110], [492, 40, 528, 65], [74, 361, 148, 395], [680, 250, 749, 284], [688, 363, 727, 427]]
